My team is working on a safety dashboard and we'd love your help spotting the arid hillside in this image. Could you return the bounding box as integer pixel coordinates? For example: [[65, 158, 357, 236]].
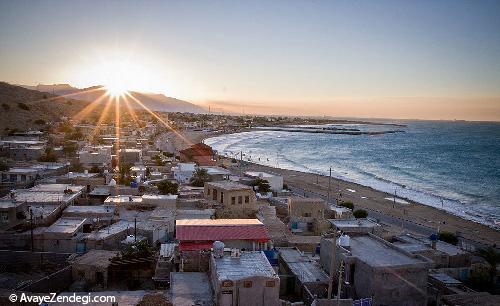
[[0, 82, 102, 135]]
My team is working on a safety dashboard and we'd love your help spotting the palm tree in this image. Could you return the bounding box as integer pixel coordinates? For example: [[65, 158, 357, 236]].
[[476, 246, 500, 286], [190, 168, 210, 187]]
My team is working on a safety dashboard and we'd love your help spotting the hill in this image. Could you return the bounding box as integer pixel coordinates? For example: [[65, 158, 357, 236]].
[[22, 83, 205, 114], [0, 82, 101, 135]]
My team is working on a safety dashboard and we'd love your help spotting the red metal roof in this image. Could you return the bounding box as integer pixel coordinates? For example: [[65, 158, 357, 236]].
[[176, 224, 270, 242], [179, 241, 214, 251]]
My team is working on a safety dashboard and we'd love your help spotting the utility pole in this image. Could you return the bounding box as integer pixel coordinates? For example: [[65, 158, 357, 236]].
[[327, 167, 332, 202], [134, 217, 137, 242], [327, 231, 338, 299], [240, 151, 243, 177], [30, 208, 34, 252], [337, 260, 344, 304]]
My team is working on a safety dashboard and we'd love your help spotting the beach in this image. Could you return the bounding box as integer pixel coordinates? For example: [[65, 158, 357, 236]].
[[162, 129, 500, 247]]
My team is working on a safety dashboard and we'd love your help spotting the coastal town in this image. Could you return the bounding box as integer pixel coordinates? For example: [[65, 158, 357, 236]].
[[0, 109, 499, 306]]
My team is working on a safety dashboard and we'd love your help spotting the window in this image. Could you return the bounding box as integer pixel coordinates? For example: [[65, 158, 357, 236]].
[[222, 280, 233, 287], [243, 281, 252, 288], [213, 189, 218, 201], [220, 192, 224, 203], [207, 189, 211, 196], [303, 212, 311, 217], [231, 197, 236, 205], [245, 196, 249, 203], [0, 212, 8, 222], [266, 280, 275, 287], [21, 175, 26, 182], [238, 196, 242, 204]]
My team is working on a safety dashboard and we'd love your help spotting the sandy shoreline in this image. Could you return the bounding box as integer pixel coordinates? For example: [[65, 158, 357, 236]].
[[165, 129, 500, 247]]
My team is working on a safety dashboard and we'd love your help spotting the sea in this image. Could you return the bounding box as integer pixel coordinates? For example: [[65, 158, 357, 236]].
[[204, 120, 500, 228]]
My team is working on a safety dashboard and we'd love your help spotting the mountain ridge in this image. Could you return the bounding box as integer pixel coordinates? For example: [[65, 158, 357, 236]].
[[19, 83, 206, 114]]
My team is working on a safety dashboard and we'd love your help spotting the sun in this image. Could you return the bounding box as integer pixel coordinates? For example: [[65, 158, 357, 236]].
[[105, 82, 128, 97]]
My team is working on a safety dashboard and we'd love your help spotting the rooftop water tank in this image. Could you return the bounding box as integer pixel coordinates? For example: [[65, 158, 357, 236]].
[[213, 241, 225, 258], [338, 234, 350, 248]]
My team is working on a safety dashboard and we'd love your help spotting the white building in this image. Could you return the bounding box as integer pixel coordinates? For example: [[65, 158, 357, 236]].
[[172, 162, 196, 184], [245, 171, 283, 192]]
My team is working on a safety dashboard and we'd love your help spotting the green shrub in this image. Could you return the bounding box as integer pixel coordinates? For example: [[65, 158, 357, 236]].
[[438, 231, 458, 245], [340, 201, 354, 210], [157, 180, 179, 195], [353, 209, 368, 218]]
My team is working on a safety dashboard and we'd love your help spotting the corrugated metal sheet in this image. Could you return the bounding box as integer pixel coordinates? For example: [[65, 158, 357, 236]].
[[176, 224, 270, 242], [179, 241, 214, 251]]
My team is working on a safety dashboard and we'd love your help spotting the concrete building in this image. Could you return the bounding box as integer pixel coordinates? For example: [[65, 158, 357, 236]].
[[172, 162, 196, 184], [210, 251, 280, 306], [62, 205, 115, 222], [320, 233, 429, 306], [0, 199, 28, 229], [278, 247, 330, 303], [0, 167, 38, 189], [327, 205, 353, 219], [288, 197, 330, 235], [328, 218, 382, 236], [201, 166, 231, 181], [204, 181, 258, 217], [176, 219, 271, 251], [393, 233, 471, 268], [55, 171, 106, 193], [119, 148, 142, 164], [78, 146, 112, 166], [170, 272, 214, 306], [72, 249, 119, 289], [245, 171, 284, 192], [104, 194, 177, 209], [4, 184, 85, 226], [42, 217, 87, 252]]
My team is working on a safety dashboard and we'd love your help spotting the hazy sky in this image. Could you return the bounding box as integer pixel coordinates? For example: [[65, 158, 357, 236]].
[[1, 0, 500, 120]]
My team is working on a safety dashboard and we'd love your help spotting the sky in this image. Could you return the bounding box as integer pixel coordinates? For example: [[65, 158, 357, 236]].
[[1, 0, 500, 120]]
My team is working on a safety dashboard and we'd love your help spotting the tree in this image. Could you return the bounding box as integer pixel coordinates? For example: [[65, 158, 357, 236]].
[[438, 231, 458, 245], [121, 240, 153, 259], [190, 168, 210, 187], [353, 209, 368, 218], [157, 180, 179, 195], [251, 178, 271, 193], [38, 147, 58, 162], [340, 201, 354, 210], [476, 247, 500, 287], [0, 160, 9, 171]]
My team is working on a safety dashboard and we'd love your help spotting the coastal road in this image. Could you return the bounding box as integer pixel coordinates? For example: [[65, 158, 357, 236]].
[[287, 185, 437, 237]]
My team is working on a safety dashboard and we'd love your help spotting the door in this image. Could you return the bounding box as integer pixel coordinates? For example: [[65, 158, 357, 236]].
[[220, 291, 233, 306]]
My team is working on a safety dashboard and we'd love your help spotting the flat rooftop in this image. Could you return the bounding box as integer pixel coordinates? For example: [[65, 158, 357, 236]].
[[348, 235, 424, 267], [329, 218, 380, 228], [73, 250, 118, 269], [176, 219, 263, 226], [44, 218, 86, 235], [104, 195, 143, 203], [279, 248, 329, 284], [63, 205, 115, 215], [171, 272, 214, 306], [142, 194, 178, 201], [29, 184, 85, 193], [85, 220, 134, 240], [245, 171, 281, 178], [1, 167, 38, 174], [213, 251, 277, 280], [206, 181, 252, 191]]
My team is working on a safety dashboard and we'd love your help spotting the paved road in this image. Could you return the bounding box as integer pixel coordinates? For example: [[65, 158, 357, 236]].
[[287, 185, 436, 237]]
